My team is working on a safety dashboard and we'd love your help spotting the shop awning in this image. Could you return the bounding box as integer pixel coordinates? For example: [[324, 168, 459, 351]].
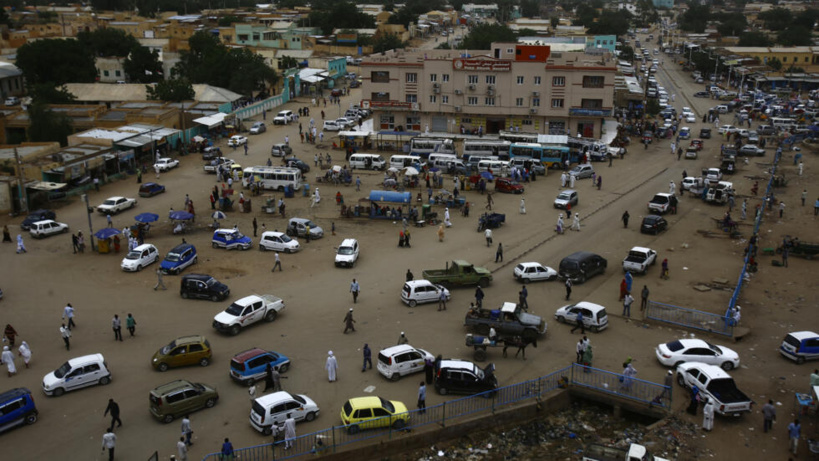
[[339, 131, 370, 138], [194, 113, 228, 128], [26, 181, 67, 191]]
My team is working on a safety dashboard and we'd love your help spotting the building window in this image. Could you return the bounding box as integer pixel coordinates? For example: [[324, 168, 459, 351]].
[[103, 70, 110, 77], [371, 92, 390, 101], [534, 76, 541, 85], [252, 33, 260, 41], [552, 99, 564, 108], [238, 34, 249, 41], [372, 71, 390, 83], [406, 116, 421, 131], [430, 74, 438, 82], [461, 118, 472, 123], [522, 119, 533, 126], [442, 95, 449, 103], [115, 70, 121, 77], [583, 76, 605, 88], [516, 76, 524, 85], [380, 115, 395, 130], [552, 76, 565, 86], [515, 98, 524, 106], [581, 99, 603, 109], [485, 97, 495, 106], [507, 48, 514, 53], [406, 73, 417, 83], [532, 98, 541, 107], [468, 75, 478, 84], [442, 74, 450, 82], [429, 95, 437, 103], [485, 75, 496, 84], [549, 121, 565, 134], [406, 94, 417, 103], [806, 57, 810, 62], [467, 97, 478, 105]]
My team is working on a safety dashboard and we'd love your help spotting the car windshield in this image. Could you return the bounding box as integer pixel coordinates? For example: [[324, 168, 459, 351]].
[[557, 193, 571, 200], [205, 277, 217, 286], [125, 251, 141, 260], [165, 252, 181, 262], [160, 340, 177, 355], [103, 200, 116, 206], [225, 303, 244, 315], [379, 397, 395, 414], [305, 221, 317, 228], [292, 394, 306, 405], [666, 340, 684, 352], [280, 234, 292, 243], [705, 342, 721, 353], [53, 361, 72, 379], [338, 247, 355, 255]]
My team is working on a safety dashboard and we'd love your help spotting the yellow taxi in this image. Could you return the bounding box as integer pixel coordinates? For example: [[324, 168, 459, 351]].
[[339, 396, 409, 433]]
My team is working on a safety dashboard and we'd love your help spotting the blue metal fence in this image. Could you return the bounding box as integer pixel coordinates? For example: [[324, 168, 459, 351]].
[[570, 363, 672, 408], [645, 300, 733, 337], [202, 366, 572, 461]]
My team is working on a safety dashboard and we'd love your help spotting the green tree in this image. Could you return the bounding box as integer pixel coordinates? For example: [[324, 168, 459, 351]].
[[16, 39, 97, 86], [738, 31, 772, 47], [373, 33, 406, 53], [388, 0, 447, 27], [146, 78, 195, 101], [218, 15, 242, 27], [27, 102, 74, 146], [77, 28, 139, 57], [307, 0, 376, 35], [777, 26, 813, 46], [634, 0, 659, 27], [587, 10, 632, 36], [28, 84, 77, 105], [793, 9, 819, 30], [124, 46, 163, 83], [619, 45, 635, 62], [225, 47, 278, 96], [758, 7, 792, 31], [460, 23, 516, 50], [521, 0, 540, 18], [768, 57, 782, 71], [646, 98, 661, 117], [715, 13, 747, 36], [278, 55, 299, 70], [679, 3, 710, 33], [550, 16, 560, 29]]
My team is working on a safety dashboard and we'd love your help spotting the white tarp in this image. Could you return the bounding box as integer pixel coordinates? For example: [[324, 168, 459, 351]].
[[193, 113, 228, 128]]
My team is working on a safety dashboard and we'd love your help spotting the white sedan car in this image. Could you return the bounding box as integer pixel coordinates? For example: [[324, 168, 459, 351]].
[[655, 338, 740, 370], [227, 135, 248, 147], [513, 262, 558, 282], [323, 120, 341, 131], [684, 113, 696, 123], [153, 158, 179, 172], [718, 125, 737, 135], [97, 196, 137, 214], [258, 231, 300, 253]]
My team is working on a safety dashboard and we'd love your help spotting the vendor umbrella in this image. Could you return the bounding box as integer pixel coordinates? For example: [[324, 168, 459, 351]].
[[480, 171, 494, 181], [95, 228, 121, 240], [404, 166, 420, 176], [387, 167, 399, 174], [211, 211, 227, 220], [134, 212, 159, 223], [192, 135, 205, 143], [169, 210, 194, 221]]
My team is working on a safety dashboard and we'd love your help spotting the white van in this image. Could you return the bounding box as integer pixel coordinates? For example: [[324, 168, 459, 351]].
[[477, 159, 509, 175], [42, 354, 111, 396], [428, 153, 457, 168], [349, 153, 386, 170], [389, 155, 423, 170]]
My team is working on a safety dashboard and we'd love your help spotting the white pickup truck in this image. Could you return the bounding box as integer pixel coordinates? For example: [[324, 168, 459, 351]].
[[582, 443, 669, 461], [203, 157, 235, 173], [622, 247, 657, 274], [212, 294, 285, 336], [676, 362, 753, 416]]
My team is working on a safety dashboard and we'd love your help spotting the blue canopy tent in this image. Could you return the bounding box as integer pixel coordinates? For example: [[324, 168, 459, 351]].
[[364, 190, 412, 219]]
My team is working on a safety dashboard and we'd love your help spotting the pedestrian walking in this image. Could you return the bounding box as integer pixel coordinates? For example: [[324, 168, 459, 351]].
[[788, 419, 801, 455], [101, 429, 117, 461], [16, 234, 26, 253], [221, 438, 234, 460], [424, 357, 434, 384], [622, 210, 630, 228], [283, 413, 296, 450], [4, 324, 17, 347], [495, 243, 503, 262], [475, 286, 485, 308], [17, 341, 31, 368], [125, 314, 136, 337], [2, 225, 10, 243], [702, 398, 715, 431], [181, 415, 193, 446], [622, 362, 637, 391], [565, 278, 572, 300], [484, 228, 493, 246], [104, 399, 123, 430], [417, 382, 426, 414], [437, 290, 447, 311], [762, 399, 776, 433], [177, 437, 188, 461], [107, 214, 113, 228], [572, 213, 581, 231], [798, 161, 803, 176], [641, 285, 649, 310], [154, 268, 167, 290], [252, 217, 258, 237], [263, 363, 276, 392], [112, 315, 123, 341], [571, 310, 585, 334], [362, 344, 372, 372], [343, 308, 356, 333], [486, 193, 493, 210], [575, 339, 584, 363], [780, 201, 786, 218], [325, 351, 338, 382], [62, 303, 76, 330], [397, 332, 409, 345], [271, 252, 283, 272], [72, 233, 79, 253], [802, 189, 808, 206], [350, 279, 360, 303], [623, 292, 634, 317], [1, 346, 16, 377], [520, 198, 526, 214], [596, 176, 602, 190], [519, 285, 529, 310], [660, 258, 669, 279], [782, 246, 789, 267], [60, 324, 71, 350]]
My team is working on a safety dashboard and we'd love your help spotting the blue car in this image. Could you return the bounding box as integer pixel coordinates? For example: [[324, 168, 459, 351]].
[[160, 243, 197, 275], [212, 229, 252, 250], [780, 331, 819, 364], [0, 388, 38, 434], [229, 348, 290, 384], [21, 209, 56, 230], [139, 182, 166, 197]]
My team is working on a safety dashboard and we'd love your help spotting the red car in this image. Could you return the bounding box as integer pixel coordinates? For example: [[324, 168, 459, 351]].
[[495, 177, 524, 194], [689, 139, 704, 151]]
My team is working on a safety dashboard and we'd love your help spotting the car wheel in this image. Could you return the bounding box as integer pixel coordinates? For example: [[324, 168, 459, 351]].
[[677, 373, 686, 387], [797, 356, 806, 364], [305, 411, 316, 422], [259, 245, 265, 252], [408, 300, 417, 308], [212, 242, 218, 248], [392, 419, 406, 430], [211, 295, 220, 302], [163, 414, 175, 424], [136, 264, 142, 272], [229, 325, 241, 336], [99, 376, 111, 385], [276, 363, 289, 374], [720, 362, 733, 371], [52, 388, 65, 397], [199, 358, 210, 367], [438, 387, 448, 395], [205, 398, 217, 408], [25, 413, 38, 425], [181, 292, 189, 299], [263, 426, 273, 436], [265, 310, 278, 322], [193, 257, 197, 264], [557, 316, 566, 324], [158, 362, 169, 372], [478, 278, 490, 288]]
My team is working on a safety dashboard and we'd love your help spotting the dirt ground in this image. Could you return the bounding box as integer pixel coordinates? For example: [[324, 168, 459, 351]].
[[1, 63, 817, 461]]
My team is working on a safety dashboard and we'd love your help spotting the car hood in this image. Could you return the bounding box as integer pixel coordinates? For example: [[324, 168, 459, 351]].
[[336, 254, 356, 262], [160, 260, 180, 269], [212, 282, 229, 293], [43, 371, 60, 388], [518, 312, 544, 326], [214, 311, 239, 324]]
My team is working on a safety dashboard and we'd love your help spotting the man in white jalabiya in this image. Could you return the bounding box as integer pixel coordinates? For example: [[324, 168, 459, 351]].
[[520, 199, 526, 214], [572, 213, 581, 231], [325, 351, 338, 382], [1, 346, 16, 377], [18, 341, 31, 368]]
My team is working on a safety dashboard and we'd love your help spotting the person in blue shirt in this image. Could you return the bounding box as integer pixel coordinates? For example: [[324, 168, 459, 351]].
[[788, 419, 801, 455], [571, 310, 585, 334], [221, 438, 234, 460]]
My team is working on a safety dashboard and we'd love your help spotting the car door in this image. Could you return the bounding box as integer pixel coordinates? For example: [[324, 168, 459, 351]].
[[372, 407, 391, 428], [684, 347, 716, 365], [168, 345, 189, 368], [802, 338, 819, 359], [394, 352, 412, 376], [194, 280, 208, 298], [271, 235, 283, 251], [246, 356, 267, 380], [534, 265, 549, 281], [63, 367, 85, 391], [188, 343, 207, 365], [405, 351, 425, 374], [80, 363, 103, 388], [581, 308, 593, 328], [354, 408, 374, 429], [285, 400, 306, 421], [270, 402, 288, 425]]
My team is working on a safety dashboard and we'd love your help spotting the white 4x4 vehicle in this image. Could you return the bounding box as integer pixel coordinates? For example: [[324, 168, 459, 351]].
[[647, 193, 673, 214], [29, 219, 69, 239], [273, 110, 293, 125], [335, 238, 360, 267], [377, 345, 434, 381], [212, 294, 285, 336]]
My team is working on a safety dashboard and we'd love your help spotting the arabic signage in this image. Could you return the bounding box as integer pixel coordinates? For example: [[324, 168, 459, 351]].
[[452, 58, 512, 72], [569, 108, 612, 117], [363, 100, 420, 111]]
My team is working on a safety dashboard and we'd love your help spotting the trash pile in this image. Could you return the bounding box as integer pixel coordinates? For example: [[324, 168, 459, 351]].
[[396, 403, 705, 460]]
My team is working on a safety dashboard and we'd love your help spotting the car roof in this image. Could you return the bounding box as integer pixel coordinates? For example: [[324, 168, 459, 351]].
[[340, 238, 357, 246], [132, 243, 155, 251], [518, 262, 544, 268], [105, 196, 126, 201], [182, 273, 214, 281], [0, 387, 32, 400], [567, 301, 606, 312], [67, 353, 105, 367], [254, 391, 297, 406], [788, 331, 819, 340], [347, 396, 385, 409], [558, 189, 576, 194], [32, 219, 58, 225], [172, 335, 207, 345], [215, 228, 241, 234], [169, 243, 194, 253], [678, 362, 731, 379], [644, 214, 664, 220], [674, 338, 708, 349], [439, 359, 480, 371], [151, 379, 195, 394], [232, 348, 269, 363], [379, 345, 418, 356], [261, 231, 286, 237], [564, 251, 598, 260], [630, 246, 652, 252], [405, 279, 435, 288]]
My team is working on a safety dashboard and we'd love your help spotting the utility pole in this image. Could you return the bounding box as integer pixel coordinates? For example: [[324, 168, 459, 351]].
[[13, 147, 28, 214], [82, 193, 97, 252]]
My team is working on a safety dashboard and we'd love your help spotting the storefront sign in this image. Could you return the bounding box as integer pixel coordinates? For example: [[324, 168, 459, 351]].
[[452, 58, 512, 72], [363, 100, 420, 111], [569, 108, 612, 117]]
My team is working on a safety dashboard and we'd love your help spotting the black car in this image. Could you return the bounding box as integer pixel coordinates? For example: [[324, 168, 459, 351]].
[[283, 157, 311, 173], [694, 91, 710, 98], [21, 209, 56, 230], [558, 251, 607, 284], [434, 359, 497, 396], [699, 128, 712, 139], [641, 215, 669, 235], [180, 274, 230, 302]]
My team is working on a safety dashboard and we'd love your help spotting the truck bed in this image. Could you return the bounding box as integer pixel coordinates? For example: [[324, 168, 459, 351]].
[[707, 379, 750, 404]]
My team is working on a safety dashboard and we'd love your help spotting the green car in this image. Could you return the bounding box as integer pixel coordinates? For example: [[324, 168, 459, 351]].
[[149, 380, 218, 423]]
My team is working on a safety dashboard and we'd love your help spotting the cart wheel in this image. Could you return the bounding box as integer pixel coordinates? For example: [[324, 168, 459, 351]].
[[474, 349, 487, 362]]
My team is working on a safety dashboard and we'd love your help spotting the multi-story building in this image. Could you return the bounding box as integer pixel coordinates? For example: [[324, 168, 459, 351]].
[[360, 43, 615, 137]]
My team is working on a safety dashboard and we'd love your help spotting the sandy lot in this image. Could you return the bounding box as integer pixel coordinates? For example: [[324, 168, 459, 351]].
[[0, 61, 817, 461]]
